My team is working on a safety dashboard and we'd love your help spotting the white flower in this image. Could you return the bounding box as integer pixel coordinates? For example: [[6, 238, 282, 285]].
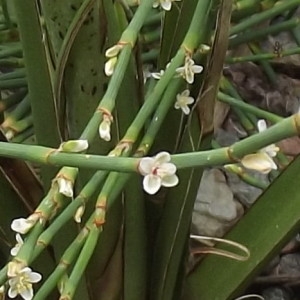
[[56, 177, 73, 198], [151, 70, 165, 79], [241, 152, 277, 174], [176, 56, 203, 84], [104, 43, 125, 76], [74, 205, 85, 223], [99, 115, 112, 141], [58, 139, 88, 153], [174, 90, 195, 115], [8, 266, 42, 300], [138, 152, 179, 195], [198, 44, 211, 54], [104, 57, 118, 76], [11, 215, 39, 235], [153, 0, 181, 11], [10, 234, 24, 256], [241, 120, 279, 174]]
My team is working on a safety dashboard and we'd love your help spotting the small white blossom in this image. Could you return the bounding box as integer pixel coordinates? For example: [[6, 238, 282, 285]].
[[138, 151, 179, 195], [10, 234, 24, 256], [241, 120, 279, 174], [99, 115, 112, 141], [8, 266, 42, 300], [151, 70, 165, 80], [74, 205, 85, 223], [104, 43, 125, 76], [153, 0, 181, 11], [105, 44, 124, 58], [104, 57, 118, 76], [174, 90, 195, 115], [11, 215, 39, 235], [176, 56, 203, 84], [241, 152, 277, 174], [198, 44, 211, 54], [56, 177, 74, 198], [58, 139, 88, 153]]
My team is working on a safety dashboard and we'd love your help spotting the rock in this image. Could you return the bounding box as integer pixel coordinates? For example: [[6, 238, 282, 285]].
[[278, 253, 300, 276], [262, 287, 292, 300], [225, 169, 267, 207], [192, 169, 243, 237]]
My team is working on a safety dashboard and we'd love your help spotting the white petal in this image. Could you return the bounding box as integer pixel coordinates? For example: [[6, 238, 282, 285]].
[[143, 174, 162, 195], [16, 233, 23, 244], [241, 153, 277, 174], [159, 162, 177, 175], [10, 234, 23, 256], [104, 57, 117, 76], [152, 1, 159, 8], [138, 157, 155, 175], [105, 44, 122, 57], [161, 174, 179, 187], [154, 151, 171, 164], [174, 102, 180, 110], [264, 144, 279, 157], [8, 286, 17, 298], [185, 70, 194, 84], [57, 178, 73, 198], [10, 246, 20, 257], [151, 70, 164, 79], [59, 139, 88, 153], [99, 119, 111, 141], [181, 105, 190, 115], [181, 89, 190, 97], [257, 119, 267, 132], [74, 206, 85, 223], [11, 218, 33, 234], [20, 287, 33, 300], [161, 1, 172, 10], [27, 271, 42, 283], [185, 97, 194, 105], [192, 65, 203, 74], [175, 66, 185, 74]]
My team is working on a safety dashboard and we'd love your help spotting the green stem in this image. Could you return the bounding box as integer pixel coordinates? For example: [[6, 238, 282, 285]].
[[217, 92, 283, 123], [230, 17, 300, 47], [0, 113, 298, 171], [59, 227, 100, 300], [226, 46, 300, 63], [0, 77, 27, 88], [230, 0, 300, 36]]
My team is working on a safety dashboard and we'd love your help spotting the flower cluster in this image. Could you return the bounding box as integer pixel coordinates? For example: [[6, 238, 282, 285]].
[[241, 120, 279, 174], [138, 152, 178, 194]]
